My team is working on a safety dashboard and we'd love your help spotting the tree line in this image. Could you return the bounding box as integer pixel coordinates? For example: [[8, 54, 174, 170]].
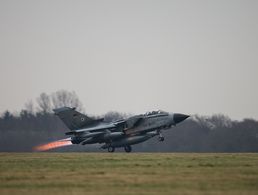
[[0, 90, 258, 152]]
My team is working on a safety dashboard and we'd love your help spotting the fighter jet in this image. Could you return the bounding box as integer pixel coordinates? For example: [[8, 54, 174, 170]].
[[34, 107, 189, 152]]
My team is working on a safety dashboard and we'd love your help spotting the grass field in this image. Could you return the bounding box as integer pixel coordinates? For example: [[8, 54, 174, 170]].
[[0, 153, 258, 195]]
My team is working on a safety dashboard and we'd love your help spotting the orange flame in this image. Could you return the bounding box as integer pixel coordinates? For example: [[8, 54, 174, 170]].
[[33, 138, 72, 152]]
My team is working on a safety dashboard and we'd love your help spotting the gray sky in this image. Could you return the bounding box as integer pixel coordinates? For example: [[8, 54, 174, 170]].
[[0, 0, 257, 120]]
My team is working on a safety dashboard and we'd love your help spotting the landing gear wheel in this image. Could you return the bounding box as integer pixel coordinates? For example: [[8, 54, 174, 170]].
[[124, 145, 132, 153], [108, 146, 115, 153], [158, 136, 165, 142]]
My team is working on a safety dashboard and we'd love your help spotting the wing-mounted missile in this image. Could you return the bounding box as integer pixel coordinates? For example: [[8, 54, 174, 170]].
[[103, 132, 124, 140], [82, 132, 125, 145], [101, 132, 156, 149]]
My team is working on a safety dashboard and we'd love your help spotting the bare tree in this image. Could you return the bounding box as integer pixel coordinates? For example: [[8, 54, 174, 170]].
[[209, 114, 232, 128], [51, 90, 84, 112], [37, 93, 52, 113]]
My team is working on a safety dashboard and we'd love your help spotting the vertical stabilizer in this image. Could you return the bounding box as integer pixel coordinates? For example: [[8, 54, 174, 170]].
[[53, 107, 94, 130]]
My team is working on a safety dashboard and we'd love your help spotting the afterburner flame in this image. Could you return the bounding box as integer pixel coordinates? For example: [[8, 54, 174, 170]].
[[33, 138, 72, 152]]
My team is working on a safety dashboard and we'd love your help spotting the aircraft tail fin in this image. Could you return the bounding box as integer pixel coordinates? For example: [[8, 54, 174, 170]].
[[53, 107, 95, 130]]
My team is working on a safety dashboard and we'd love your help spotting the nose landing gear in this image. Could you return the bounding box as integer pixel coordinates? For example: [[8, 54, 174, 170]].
[[158, 131, 165, 142], [158, 136, 165, 142]]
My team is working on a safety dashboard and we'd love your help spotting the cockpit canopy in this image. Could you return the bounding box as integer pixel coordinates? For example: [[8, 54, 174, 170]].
[[144, 110, 168, 116]]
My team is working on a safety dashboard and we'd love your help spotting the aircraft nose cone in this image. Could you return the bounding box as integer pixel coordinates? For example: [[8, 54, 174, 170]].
[[173, 113, 189, 124]]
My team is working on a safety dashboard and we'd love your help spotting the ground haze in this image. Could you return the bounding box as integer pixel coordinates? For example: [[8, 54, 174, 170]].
[[0, 153, 258, 195]]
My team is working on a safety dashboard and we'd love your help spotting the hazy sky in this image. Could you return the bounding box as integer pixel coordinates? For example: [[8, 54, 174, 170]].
[[0, 0, 257, 120]]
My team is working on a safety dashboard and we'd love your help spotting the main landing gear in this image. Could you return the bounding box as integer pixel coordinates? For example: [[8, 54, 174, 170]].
[[124, 145, 132, 153], [107, 146, 132, 153], [108, 146, 115, 153]]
